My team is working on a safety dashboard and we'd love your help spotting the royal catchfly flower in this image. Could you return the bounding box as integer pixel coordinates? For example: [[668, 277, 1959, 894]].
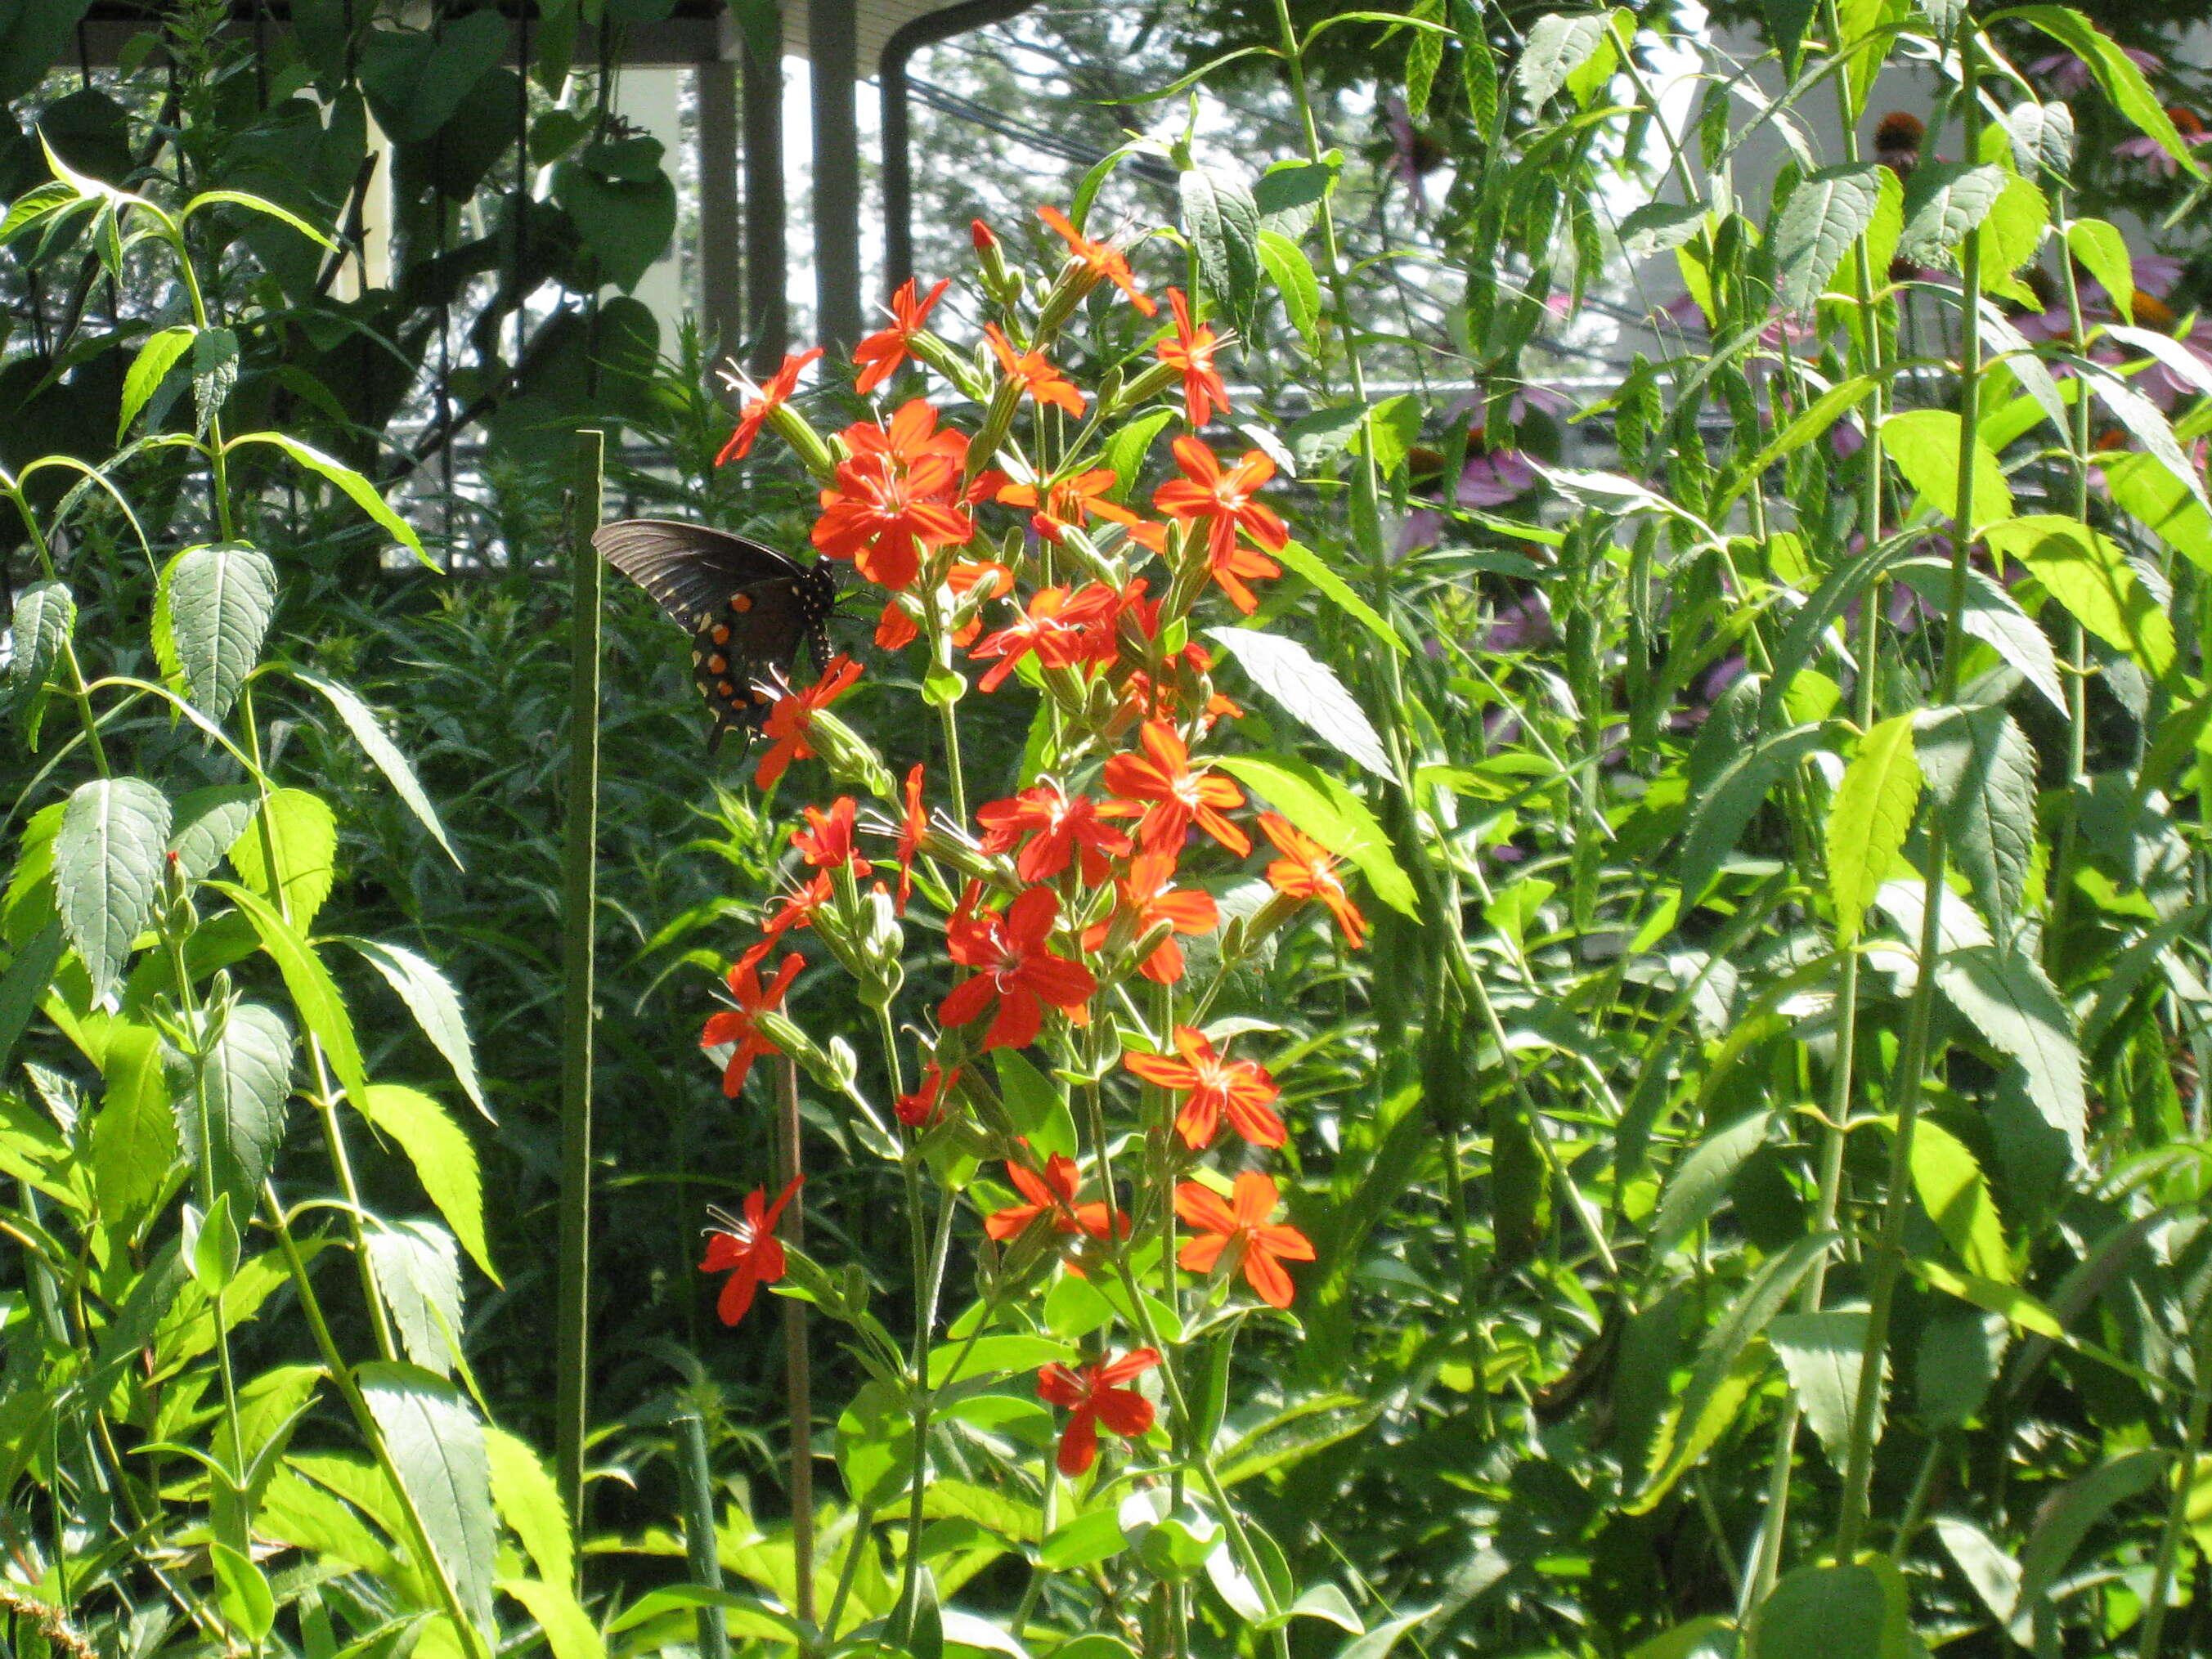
[[1158, 287, 1232, 428], [755, 655, 864, 789], [1174, 1173, 1314, 1309], [1151, 437, 1288, 613], [895, 1061, 958, 1128], [813, 447, 974, 593], [792, 796, 873, 876], [700, 951, 804, 1097], [1083, 851, 1218, 984], [994, 470, 1147, 545], [985, 324, 1087, 417], [1102, 719, 1251, 856], [700, 1175, 802, 1325], [1038, 204, 1156, 316], [1125, 1025, 1285, 1148], [895, 764, 928, 913], [717, 347, 823, 464], [1259, 812, 1366, 948], [983, 1151, 1125, 1245], [976, 781, 1133, 885], [940, 886, 1097, 1049], [853, 276, 949, 394], [1037, 1349, 1160, 1476], [969, 583, 1119, 692]]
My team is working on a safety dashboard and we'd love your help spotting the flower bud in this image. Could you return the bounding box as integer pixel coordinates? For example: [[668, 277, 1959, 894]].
[[1108, 356, 1182, 415], [969, 378, 1023, 469], [854, 881, 906, 1011], [908, 330, 990, 400], [1032, 258, 1096, 338], [806, 709, 898, 801], [766, 401, 837, 481], [971, 218, 1020, 305]]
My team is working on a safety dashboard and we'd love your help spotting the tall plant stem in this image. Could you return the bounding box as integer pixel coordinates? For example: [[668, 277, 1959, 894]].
[[1749, 0, 1890, 1602], [2136, 1317, 2212, 1659], [777, 1056, 816, 1634], [1834, 19, 1985, 1559], [675, 1404, 733, 1659], [555, 428, 604, 1544]]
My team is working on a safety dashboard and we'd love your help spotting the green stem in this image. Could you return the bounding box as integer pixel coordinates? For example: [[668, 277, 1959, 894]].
[[2136, 1318, 2212, 1659]]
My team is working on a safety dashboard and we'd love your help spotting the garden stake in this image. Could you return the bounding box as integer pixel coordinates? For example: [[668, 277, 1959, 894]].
[[675, 1405, 733, 1659], [556, 427, 605, 1544]]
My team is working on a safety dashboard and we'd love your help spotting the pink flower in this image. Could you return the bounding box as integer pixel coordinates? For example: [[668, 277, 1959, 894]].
[[2114, 107, 2211, 178], [1456, 450, 1537, 508], [2029, 47, 2158, 96]]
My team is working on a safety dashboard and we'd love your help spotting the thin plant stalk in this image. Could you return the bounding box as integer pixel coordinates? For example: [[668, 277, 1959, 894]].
[[778, 1054, 816, 1634]]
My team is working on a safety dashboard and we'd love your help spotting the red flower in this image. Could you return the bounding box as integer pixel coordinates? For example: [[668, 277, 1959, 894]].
[[972, 218, 999, 253], [1037, 1349, 1160, 1476], [994, 469, 1146, 545], [1084, 852, 1218, 984], [793, 796, 872, 876], [813, 455, 974, 592], [1151, 438, 1288, 614], [1126, 1025, 1283, 1148], [985, 324, 1086, 418], [984, 1151, 1123, 1244], [1159, 288, 1231, 428], [977, 782, 1133, 885], [1259, 813, 1366, 948], [756, 655, 863, 789], [1101, 719, 1250, 856], [762, 872, 833, 944], [1174, 1172, 1313, 1308], [699, 951, 803, 1098], [895, 764, 927, 914], [895, 1061, 958, 1128], [968, 583, 1119, 693], [699, 1175, 802, 1325], [717, 348, 823, 465], [853, 276, 949, 395], [940, 886, 1097, 1050], [1038, 205, 1157, 317], [844, 397, 969, 473]]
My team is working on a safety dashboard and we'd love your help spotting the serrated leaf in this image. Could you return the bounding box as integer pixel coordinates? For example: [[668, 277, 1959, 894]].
[[342, 937, 489, 1119], [486, 1426, 574, 1589], [1984, 513, 2173, 679], [1257, 229, 1322, 349], [171, 1001, 292, 1217], [1933, 944, 2084, 1162], [2005, 100, 2073, 178], [92, 1022, 177, 1231], [1518, 13, 1609, 110], [119, 325, 195, 439], [55, 777, 172, 1000], [11, 579, 74, 746], [1101, 410, 1172, 501], [191, 327, 238, 435], [1894, 559, 2062, 715], [225, 433, 428, 567], [1213, 754, 1416, 918], [1827, 713, 1921, 946], [1618, 200, 1707, 261], [156, 543, 276, 722], [1914, 702, 2038, 934], [1753, 1558, 1912, 1659], [228, 787, 339, 934], [353, 1083, 497, 1282], [168, 785, 258, 882], [2015, 1448, 2169, 1615], [1179, 164, 1262, 334], [357, 1361, 496, 1635], [366, 1220, 464, 1375], [1897, 162, 2006, 267], [1768, 1309, 1873, 1460], [2003, 7, 2203, 179], [1207, 626, 1392, 777], [1676, 724, 1825, 905], [1773, 164, 1882, 313], [2080, 361, 2211, 517], [1909, 1117, 2010, 1282], [1649, 1110, 1771, 1256], [213, 881, 369, 1109], [498, 1576, 604, 1659], [1275, 538, 1404, 654], [2064, 219, 2129, 325], [1880, 408, 2012, 531], [290, 670, 460, 868]]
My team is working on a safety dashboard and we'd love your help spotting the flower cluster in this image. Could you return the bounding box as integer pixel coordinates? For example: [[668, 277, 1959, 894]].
[[696, 204, 1369, 1482]]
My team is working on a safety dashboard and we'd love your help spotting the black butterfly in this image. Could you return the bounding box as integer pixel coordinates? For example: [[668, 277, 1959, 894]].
[[593, 518, 840, 750]]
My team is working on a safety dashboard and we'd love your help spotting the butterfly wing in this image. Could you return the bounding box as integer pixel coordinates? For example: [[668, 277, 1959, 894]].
[[595, 518, 841, 747]]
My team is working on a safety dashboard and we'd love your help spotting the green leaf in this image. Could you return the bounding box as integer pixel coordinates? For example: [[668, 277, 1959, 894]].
[[353, 1083, 497, 1282], [1879, 409, 2012, 531], [367, 1219, 464, 1375], [168, 786, 258, 883], [1932, 1516, 2023, 1634], [181, 189, 340, 251], [0, 921, 65, 1075], [1897, 162, 2007, 268], [172, 1002, 292, 1217], [1995, 7, 2204, 177], [191, 327, 239, 435], [1914, 702, 2039, 935], [993, 1047, 1075, 1159], [1649, 1110, 1772, 1257], [1983, 513, 2174, 679], [1274, 539, 1404, 655], [1909, 1117, 2010, 1282], [357, 9, 509, 142], [224, 433, 428, 567], [1752, 1558, 1912, 1659], [92, 1022, 177, 1232], [1826, 713, 1921, 946], [1178, 163, 1262, 334], [1618, 200, 1708, 261], [1767, 1309, 1872, 1461], [1257, 228, 1322, 349], [1676, 725, 1825, 905], [926, 1332, 1072, 1388], [2102, 451, 2212, 573], [55, 777, 172, 1001], [2080, 361, 2211, 516], [213, 881, 370, 1109], [2015, 1447, 2169, 1613], [1976, 173, 2048, 292], [227, 787, 339, 935], [209, 1540, 276, 1643], [1213, 754, 1416, 918], [1762, 0, 1818, 68], [10, 578, 75, 746], [1933, 944, 2084, 1162], [291, 670, 460, 867], [1205, 626, 1390, 777], [497, 1577, 604, 1659], [1040, 1509, 1128, 1572], [1772, 164, 1882, 313], [342, 938, 489, 1119], [2003, 99, 2074, 180], [1357, 395, 1422, 481], [119, 325, 195, 439], [2065, 217, 2130, 322], [357, 1361, 496, 1635], [1517, 12, 1610, 109], [1893, 559, 2062, 714], [1101, 410, 1172, 500], [554, 156, 676, 292], [155, 543, 276, 724], [487, 1426, 574, 1589]]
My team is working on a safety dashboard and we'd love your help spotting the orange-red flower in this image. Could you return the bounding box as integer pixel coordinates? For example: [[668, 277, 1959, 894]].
[[1259, 812, 1366, 948], [793, 796, 871, 875], [940, 886, 1097, 1049], [844, 397, 969, 473], [813, 454, 973, 592], [969, 583, 1119, 693], [995, 469, 1146, 545], [984, 1150, 1123, 1244], [977, 782, 1133, 885], [1151, 437, 1288, 613], [1127, 1025, 1283, 1147], [1159, 287, 1231, 428], [985, 324, 1086, 418], [700, 1175, 802, 1324], [1038, 205, 1156, 317], [700, 951, 803, 1097], [1084, 852, 1218, 984], [1102, 719, 1250, 856], [755, 655, 863, 789], [882, 561, 1016, 651], [895, 764, 927, 913], [895, 1061, 958, 1128], [717, 347, 823, 465], [1037, 1348, 1160, 1475], [1174, 1172, 1313, 1308], [853, 276, 949, 394]]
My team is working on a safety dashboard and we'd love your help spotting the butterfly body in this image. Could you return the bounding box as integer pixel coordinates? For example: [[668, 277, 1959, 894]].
[[594, 518, 838, 747]]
